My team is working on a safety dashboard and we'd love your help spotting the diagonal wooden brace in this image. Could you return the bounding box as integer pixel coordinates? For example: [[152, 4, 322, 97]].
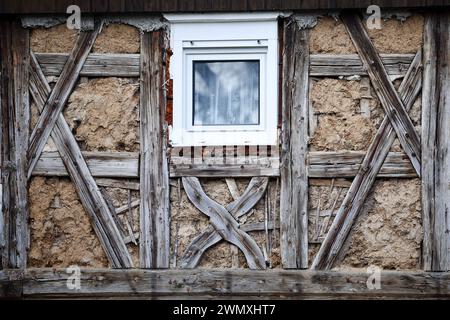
[[29, 52, 133, 268], [341, 13, 421, 176], [27, 20, 102, 179], [180, 177, 268, 268], [182, 177, 267, 269]]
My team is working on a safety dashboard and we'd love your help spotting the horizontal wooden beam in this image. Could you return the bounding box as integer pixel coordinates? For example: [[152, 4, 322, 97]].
[[1, 268, 450, 299], [32, 151, 139, 178], [308, 151, 417, 178], [34, 53, 416, 79], [32, 151, 415, 179], [170, 156, 280, 177], [310, 54, 415, 77], [35, 53, 140, 77]]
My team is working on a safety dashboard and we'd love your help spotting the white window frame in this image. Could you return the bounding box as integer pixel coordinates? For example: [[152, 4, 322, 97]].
[[164, 13, 280, 146]]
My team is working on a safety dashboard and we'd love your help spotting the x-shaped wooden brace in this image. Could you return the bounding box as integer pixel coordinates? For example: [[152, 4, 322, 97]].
[[181, 177, 268, 269], [312, 13, 423, 270], [27, 20, 133, 268]]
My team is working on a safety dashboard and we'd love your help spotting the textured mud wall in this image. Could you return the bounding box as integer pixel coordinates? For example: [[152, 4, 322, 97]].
[[308, 14, 424, 270], [65, 77, 140, 152], [310, 15, 423, 54], [29, 177, 109, 267], [170, 178, 280, 268], [309, 79, 383, 151], [31, 23, 140, 54], [28, 24, 140, 268]]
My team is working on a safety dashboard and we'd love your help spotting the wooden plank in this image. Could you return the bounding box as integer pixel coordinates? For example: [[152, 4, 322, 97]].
[[308, 151, 417, 178], [241, 220, 279, 233], [170, 160, 280, 177], [139, 31, 170, 269], [341, 13, 421, 176], [29, 52, 133, 268], [311, 50, 423, 270], [309, 54, 415, 77], [225, 178, 241, 268], [4, 268, 449, 299], [1, 0, 450, 13], [28, 21, 102, 179], [182, 177, 266, 269], [421, 13, 450, 271], [0, 20, 30, 269], [95, 178, 140, 191], [309, 179, 352, 188], [171, 149, 280, 177], [280, 19, 309, 269], [32, 151, 139, 178], [180, 177, 268, 268], [34, 53, 140, 77]]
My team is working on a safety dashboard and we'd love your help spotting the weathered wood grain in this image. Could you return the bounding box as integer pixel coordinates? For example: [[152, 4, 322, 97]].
[[28, 21, 102, 179], [139, 31, 170, 269], [312, 49, 423, 270], [0, 20, 30, 269], [241, 220, 279, 233], [225, 178, 241, 268], [32, 151, 139, 178], [310, 53, 415, 77], [170, 156, 280, 177], [179, 177, 268, 268], [308, 151, 417, 178], [341, 13, 421, 176], [34, 52, 140, 77], [2, 268, 449, 299], [29, 52, 133, 268], [280, 19, 309, 269], [421, 13, 450, 271], [181, 177, 267, 269]]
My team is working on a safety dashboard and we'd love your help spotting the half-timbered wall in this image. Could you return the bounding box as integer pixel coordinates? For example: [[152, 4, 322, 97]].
[[1, 10, 449, 278]]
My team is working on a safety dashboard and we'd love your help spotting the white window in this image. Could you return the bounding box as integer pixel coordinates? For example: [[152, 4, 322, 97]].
[[165, 13, 280, 146]]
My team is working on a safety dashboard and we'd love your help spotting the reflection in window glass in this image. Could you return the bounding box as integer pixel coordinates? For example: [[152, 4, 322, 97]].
[[193, 60, 260, 126]]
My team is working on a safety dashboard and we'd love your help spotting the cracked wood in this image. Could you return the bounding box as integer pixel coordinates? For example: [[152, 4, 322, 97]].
[[341, 13, 421, 176], [139, 31, 170, 268], [27, 20, 102, 179], [312, 49, 423, 270]]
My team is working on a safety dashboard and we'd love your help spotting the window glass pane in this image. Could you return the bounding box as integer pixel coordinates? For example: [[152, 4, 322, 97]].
[[193, 60, 260, 126]]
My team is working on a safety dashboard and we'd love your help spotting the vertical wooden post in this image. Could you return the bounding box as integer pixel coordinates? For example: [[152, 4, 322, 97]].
[[280, 19, 310, 269], [421, 13, 450, 271], [0, 20, 30, 269], [139, 31, 170, 268]]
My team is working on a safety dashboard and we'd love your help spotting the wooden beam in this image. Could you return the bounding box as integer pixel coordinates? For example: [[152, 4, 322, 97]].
[[95, 178, 140, 191], [2, 268, 450, 299], [34, 53, 140, 77], [32, 151, 139, 178], [308, 151, 417, 178], [29, 52, 133, 268], [421, 13, 450, 271], [180, 177, 268, 268], [170, 158, 280, 177], [311, 50, 423, 270], [310, 53, 415, 77], [27, 21, 102, 179], [0, 20, 30, 269], [182, 177, 266, 269], [341, 13, 421, 176], [280, 19, 309, 269], [139, 31, 170, 269]]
